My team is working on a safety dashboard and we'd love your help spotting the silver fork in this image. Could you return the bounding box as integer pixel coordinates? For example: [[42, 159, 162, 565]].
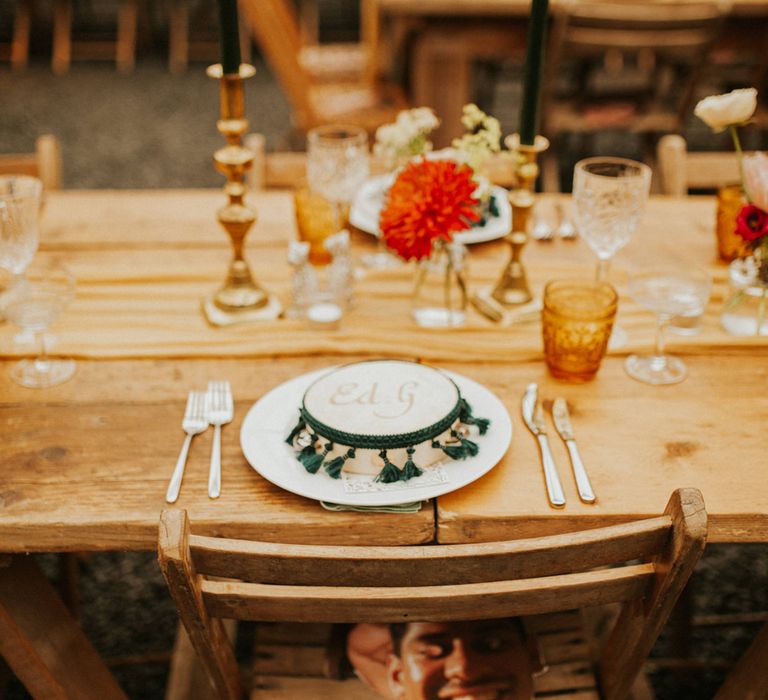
[[531, 203, 553, 241], [207, 380, 234, 499], [166, 391, 209, 503], [556, 201, 577, 239]]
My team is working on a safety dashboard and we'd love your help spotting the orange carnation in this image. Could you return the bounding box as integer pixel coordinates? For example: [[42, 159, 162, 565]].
[[379, 158, 480, 261]]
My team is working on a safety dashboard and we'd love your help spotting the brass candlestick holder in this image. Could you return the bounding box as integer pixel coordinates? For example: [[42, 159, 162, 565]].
[[489, 134, 550, 308], [203, 63, 281, 325]]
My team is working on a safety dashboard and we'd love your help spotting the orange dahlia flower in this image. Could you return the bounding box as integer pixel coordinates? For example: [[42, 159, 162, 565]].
[[379, 158, 480, 261]]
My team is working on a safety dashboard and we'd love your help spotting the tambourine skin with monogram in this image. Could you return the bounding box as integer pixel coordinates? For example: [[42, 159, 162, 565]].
[[285, 360, 490, 483]]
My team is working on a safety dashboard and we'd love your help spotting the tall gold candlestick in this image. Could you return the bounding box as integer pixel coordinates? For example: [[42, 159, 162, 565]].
[[490, 134, 549, 307], [203, 63, 279, 324]]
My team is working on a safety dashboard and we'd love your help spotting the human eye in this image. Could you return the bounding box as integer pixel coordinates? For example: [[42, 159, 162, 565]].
[[415, 640, 451, 659], [476, 634, 515, 654]]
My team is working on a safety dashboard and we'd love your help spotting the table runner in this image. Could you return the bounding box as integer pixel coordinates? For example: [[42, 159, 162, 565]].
[[2, 190, 764, 362]]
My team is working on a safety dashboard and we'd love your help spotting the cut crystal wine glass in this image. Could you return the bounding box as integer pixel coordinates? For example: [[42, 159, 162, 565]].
[[573, 157, 652, 347], [4, 260, 76, 388], [624, 267, 711, 385], [307, 124, 369, 228], [0, 175, 42, 276]]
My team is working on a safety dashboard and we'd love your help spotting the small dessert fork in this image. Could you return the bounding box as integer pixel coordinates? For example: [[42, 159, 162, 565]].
[[207, 380, 234, 499], [166, 391, 209, 503]]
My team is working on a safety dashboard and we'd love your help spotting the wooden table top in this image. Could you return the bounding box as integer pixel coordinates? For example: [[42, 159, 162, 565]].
[[371, 0, 768, 18], [0, 189, 765, 552]]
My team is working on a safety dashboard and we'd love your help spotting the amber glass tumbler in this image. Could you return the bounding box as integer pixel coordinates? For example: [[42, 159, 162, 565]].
[[542, 280, 618, 381], [715, 185, 748, 262], [293, 187, 344, 266]]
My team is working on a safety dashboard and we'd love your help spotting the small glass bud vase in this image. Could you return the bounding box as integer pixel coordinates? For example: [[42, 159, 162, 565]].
[[411, 241, 468, 328], [721, 253, 768, 336]]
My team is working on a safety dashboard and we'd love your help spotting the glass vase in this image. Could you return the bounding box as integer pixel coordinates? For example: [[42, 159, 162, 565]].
[[411, 241, 468, 328], [720, 255, 768, 336]]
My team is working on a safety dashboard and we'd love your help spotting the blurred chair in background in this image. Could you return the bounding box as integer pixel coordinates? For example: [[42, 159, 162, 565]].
[[656, 133, 742, 195], [167, 0, 251, 74], [51, 0, 142, 74], [0, 0, 32, 70], [0, 134, 62, 191], [540, 1, 726, 190], [239, 0, 406, 137]]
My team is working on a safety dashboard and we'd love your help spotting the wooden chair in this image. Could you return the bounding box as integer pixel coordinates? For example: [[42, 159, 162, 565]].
[[0, 0, 32, 70], [167, 0, 251, 74], [159, 488, 707, 700], [238, 0, 407, 135], [51, 0, 141, 74], [656, 134, 743, 195], [540, 1, 726, 188], [0, 134, 63, 191]]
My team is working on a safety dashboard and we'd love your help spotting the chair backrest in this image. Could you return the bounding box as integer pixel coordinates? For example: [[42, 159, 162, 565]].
[[239, 0, 315, 130], [0, 134, 62, 191], [159, 488, 706, 700], [542, 1, 726, 130], [657, 134, 742, 195]]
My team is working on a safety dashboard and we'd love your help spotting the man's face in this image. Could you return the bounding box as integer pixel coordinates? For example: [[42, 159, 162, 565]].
[[387, 620, 538, 700]]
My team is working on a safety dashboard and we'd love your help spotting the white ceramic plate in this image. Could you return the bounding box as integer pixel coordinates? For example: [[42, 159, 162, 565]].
[[239, 367, 512, 506], [349, 174, 512, 245]]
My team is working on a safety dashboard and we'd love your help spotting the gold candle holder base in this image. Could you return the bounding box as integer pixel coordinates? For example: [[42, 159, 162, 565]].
[[203, 63, 282, 325], [489, 134, 550, 308]]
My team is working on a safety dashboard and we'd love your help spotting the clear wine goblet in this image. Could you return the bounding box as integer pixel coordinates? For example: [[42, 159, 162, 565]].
[[624, 267, 711, 385], [573, 157, 652, 346], [0, 175, 42, 276], [4, 260, 76, 388], [307, 124, 369, 232]]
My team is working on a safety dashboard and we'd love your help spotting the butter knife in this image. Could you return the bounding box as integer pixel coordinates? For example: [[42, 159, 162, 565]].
[[552, 398, 596, 504], [521, 384, 566, 508]]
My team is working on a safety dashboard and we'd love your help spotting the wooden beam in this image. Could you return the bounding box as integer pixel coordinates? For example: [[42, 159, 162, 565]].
[[0, 556, 127, 700]]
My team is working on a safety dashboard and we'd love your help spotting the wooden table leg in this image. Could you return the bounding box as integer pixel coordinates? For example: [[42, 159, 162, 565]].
[[713, 621, 768, 700], [0, 555, 127, 700]]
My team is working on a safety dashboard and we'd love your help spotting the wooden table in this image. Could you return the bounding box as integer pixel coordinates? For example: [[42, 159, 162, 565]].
[[1, 189, 766, 696], [362, 0, 768, 146]]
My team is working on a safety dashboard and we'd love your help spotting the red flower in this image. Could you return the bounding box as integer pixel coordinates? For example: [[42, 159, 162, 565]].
[[379, 158, 480, 261], [735, 203, 768, 243]]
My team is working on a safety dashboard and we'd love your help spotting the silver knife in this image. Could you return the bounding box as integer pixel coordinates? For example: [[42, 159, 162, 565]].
[[521, 383, 566, 508], [552, 398, 596, 504]]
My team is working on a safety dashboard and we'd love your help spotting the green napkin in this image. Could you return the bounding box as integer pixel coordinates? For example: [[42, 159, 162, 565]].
[[320, 500, 423, 513]]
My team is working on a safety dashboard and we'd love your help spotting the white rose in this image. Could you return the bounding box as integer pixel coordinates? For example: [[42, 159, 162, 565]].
[[743, 152, 768, 211], [694, 88, 758, 132]]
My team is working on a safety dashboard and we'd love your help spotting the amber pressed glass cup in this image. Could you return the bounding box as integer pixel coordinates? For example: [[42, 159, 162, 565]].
[[293, 186, 343, 266], [542, 279, 618, 381], [715, 185, 749, 262]]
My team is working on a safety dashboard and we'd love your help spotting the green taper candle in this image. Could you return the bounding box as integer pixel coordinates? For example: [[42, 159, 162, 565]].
[[217, 0, 241, 75], [519, 0, 549, 145]]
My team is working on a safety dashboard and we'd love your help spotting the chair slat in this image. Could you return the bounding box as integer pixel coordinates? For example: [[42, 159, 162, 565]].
[[201, 564, 655, 624], [190, 516, 670, 586]]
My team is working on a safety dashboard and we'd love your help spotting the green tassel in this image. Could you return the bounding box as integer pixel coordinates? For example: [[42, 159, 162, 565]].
[[299, 439, 332, 475], [375, 450, 402, 483], [452, 430, 479, 457], [458, 398, 490, 435], [285, 416, 306, 445], [432, 436, 476, 461], [299, 448, 324, 474], [324, 447, 355, 479], [401, 447, 422, 481], [440, 442, 468, 460]]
